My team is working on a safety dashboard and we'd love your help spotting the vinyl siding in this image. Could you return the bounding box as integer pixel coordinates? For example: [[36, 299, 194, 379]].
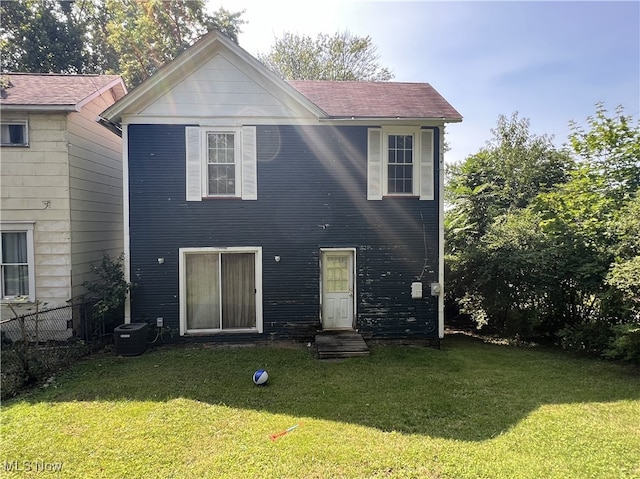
[[0, 112, 72, 306], [127, 124, 440, 340], [68, 95, 124, 298], [139, 54, 309, 120]]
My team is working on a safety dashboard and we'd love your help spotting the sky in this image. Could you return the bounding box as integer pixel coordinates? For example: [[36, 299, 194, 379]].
[[215, 0, 639, 165]]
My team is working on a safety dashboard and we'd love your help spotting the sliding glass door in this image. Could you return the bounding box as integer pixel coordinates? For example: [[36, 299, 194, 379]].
[[181, 248, 261, 334]]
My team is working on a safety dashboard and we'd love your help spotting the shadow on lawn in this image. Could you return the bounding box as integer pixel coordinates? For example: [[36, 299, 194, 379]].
[[20, 334, 640, 442]]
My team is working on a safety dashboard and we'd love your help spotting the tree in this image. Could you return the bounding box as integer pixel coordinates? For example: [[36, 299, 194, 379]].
[[257, 31, 393, 81], [446, 104, 640, 351], [103, 0, 245, 87], [568, 102, 640, 200], [0, 0, 89, 73], [445, 112, 571, 251], [0, 0, 245, 88], [534, 105, 640, 326], [445, 113, 573, 337]]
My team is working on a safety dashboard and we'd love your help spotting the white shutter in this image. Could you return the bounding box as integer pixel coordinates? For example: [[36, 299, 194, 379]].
[[367, 129, 383, 200], [419, 129, 434, 200], [241, 126, 257, 200], [185, 127, 202, 201]]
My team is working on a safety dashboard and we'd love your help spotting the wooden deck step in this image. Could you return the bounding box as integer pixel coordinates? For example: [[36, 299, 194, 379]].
[[315, 331, 370, 359]]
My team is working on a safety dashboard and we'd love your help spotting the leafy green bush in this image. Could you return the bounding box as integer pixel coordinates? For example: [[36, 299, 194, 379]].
[[604, 323, 640, 364], [82, 253, 133, 322], [557, 321, 614, 356]]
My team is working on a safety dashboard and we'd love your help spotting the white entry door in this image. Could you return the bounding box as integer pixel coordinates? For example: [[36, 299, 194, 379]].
[[321, 249, 355, 330]]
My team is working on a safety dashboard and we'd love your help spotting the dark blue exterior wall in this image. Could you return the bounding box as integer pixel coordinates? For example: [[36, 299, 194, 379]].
[[127, 124, 440, 340]]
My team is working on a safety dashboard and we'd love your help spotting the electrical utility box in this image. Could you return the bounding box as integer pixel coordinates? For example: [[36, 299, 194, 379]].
[[411, 282, 423, 299], [114, 323, 148, 356]]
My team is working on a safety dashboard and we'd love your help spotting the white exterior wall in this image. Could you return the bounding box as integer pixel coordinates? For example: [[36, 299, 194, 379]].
[[68, 94, 123, 299], [1, 90, 123, 315], [140, 54, 307, 120], [0, 112, 72, 309]]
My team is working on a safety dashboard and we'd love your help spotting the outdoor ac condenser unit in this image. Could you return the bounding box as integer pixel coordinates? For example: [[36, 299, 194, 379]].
[[114, 323, 148, 356]]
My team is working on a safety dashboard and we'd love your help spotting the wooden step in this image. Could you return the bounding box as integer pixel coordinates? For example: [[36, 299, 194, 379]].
[[315, 331, 370, 359]]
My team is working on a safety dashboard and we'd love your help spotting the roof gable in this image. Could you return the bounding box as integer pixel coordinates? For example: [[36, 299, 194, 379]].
[[101, 31, 326, 124], [0, 73, 126, 111], [101, 30, 461, 125], [138, 51, 322, 120]]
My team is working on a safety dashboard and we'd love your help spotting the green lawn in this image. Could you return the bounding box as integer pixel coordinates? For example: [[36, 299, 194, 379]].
[[1, 334, 639, 478]]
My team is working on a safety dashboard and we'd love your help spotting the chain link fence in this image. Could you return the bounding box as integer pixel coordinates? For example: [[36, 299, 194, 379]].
[[1, 300, 119, 399]]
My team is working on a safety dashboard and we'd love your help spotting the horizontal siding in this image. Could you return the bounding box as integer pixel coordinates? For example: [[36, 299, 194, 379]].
[[128, 124, 440, 340], [68, 95, 124, 299], [141, 54, 302, 119], [0, 112, 72, 306]]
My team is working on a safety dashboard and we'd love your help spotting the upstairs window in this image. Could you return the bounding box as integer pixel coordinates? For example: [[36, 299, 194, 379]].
[[1, 120, 28, 146], [387, 134, 414, 194], [207, 132, 237, 196], [367, 127, 435, 200], [185, 126, 257, 201]]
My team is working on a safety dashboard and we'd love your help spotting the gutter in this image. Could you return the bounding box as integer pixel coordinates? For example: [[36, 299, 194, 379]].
[[0, 105, 78, 112], [97, 116, 123, 137], [318, 116, 463, 123]]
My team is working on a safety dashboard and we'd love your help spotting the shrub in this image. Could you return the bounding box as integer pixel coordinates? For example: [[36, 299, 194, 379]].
[[82, 252, 133, 323], [604, 323, 640, 364], [557, 320, 614, 356]]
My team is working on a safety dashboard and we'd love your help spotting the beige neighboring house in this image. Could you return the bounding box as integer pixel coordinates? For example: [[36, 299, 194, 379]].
[[0, 73, 127, 320]]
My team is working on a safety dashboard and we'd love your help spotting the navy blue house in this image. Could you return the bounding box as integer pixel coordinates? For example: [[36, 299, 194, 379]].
[[101, 31, 462, 342]]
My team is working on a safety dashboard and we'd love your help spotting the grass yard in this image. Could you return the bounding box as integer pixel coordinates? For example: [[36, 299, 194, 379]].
[[1, 334, 639, 478]]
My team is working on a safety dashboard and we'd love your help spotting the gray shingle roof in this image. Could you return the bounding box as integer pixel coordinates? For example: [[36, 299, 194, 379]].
[[287, 80, 462, 120], [0, 73, 125, 107]]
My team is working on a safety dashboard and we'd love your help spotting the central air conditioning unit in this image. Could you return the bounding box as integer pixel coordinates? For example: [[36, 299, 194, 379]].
[[114, 323, 149, 356]]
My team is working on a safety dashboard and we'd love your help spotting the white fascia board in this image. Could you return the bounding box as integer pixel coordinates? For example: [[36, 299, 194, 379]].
[[76, 77, 128, 111], [119, 116, 453, 129], [120, 115, 324, 126]]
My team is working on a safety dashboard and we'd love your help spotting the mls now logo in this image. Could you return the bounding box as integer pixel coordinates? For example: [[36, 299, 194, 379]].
[[3, 460, 63, 472]]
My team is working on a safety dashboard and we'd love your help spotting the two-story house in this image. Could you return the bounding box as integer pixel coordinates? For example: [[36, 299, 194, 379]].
[[100, 31, 462, 343], [1, 74, 126, 322]]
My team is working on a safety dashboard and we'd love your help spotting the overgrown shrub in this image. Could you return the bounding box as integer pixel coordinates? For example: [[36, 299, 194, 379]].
[[557, 320, 614, 356], [604, 323, 640, 364], [1, 341, 90, 399], [82, 252, 133, 325]]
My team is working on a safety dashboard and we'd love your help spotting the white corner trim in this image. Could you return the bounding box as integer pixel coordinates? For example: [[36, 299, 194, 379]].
[[122, 126, 132, 324], [438, 126, 445, 339]]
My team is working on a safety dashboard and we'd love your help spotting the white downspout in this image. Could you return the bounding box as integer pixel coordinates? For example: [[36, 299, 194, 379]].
[[122, 123, 132, 324], [438, 125, 446, 339]]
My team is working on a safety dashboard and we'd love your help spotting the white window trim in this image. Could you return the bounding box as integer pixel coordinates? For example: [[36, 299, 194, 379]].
[[367, 126, 435, 201], [0, 119, 29, 147], [1, 222, 36, 302], [202, 128, 242, 198], [382, 126, 421, 197], [185, 126, 257, 201], [178, 246, 263, 336]]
